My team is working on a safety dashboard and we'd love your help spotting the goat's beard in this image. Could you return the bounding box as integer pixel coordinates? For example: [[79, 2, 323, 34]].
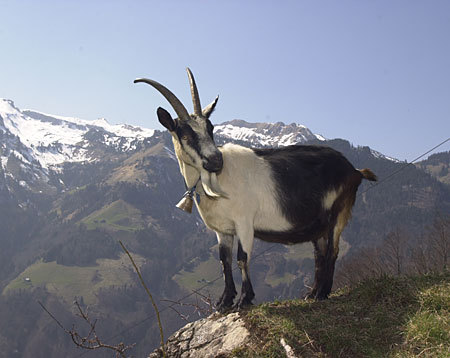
[[200, 169, 227, 198]]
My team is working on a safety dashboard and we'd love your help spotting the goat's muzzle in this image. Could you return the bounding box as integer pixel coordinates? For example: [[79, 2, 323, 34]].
[[203, 152, 223, 173]]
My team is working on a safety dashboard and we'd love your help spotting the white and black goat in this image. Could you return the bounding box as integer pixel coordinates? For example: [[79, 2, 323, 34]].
[[134, 69, 377, 311]]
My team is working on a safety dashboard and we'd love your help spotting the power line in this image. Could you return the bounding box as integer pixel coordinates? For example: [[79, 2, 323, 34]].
[[358, 137, 449, 196], [73, 136, 449, 356]]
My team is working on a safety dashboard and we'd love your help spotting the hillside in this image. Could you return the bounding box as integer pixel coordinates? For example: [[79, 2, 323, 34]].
[[417, 151, 450, 185], [237, 272, 450, 357], [149, 272, 450, 357]]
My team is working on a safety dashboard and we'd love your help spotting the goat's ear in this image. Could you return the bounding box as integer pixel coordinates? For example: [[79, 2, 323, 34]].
[[202, 95, 219, 119], [157, 107, 177, 132]]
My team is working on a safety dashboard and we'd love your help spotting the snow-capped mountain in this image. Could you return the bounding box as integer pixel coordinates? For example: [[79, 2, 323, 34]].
[[214, 120, 400, 163], [1, 98, 399, 197], [0, 99, 325, 178], [0, 99, 155, 172], [214, 119, 325, 147], [0, 98, 157, 194]]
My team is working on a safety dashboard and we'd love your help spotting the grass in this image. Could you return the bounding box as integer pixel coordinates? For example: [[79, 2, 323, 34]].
[[232, 272, 449, 358], [284, 237, 350, 262], [172, 254, 223, 297], [395, 278, 450, 357], [173, 238, 351, 294], [2, 253, 145, 305], [106, 142, 166, 185], [82, 199, 144, 232], [419, 163, 450, 185], [265, 272, 297, 288]]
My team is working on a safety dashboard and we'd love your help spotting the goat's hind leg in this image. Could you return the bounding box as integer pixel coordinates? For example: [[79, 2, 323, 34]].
[[307, 204, 351, 300], [310, 196, 355, 300], [307, 231, 338, 300], [216, 233, 237, 312]]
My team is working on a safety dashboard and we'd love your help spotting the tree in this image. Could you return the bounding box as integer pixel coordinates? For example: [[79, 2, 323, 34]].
[[381, 228, 408, 276], [428, 213, 449, 272]]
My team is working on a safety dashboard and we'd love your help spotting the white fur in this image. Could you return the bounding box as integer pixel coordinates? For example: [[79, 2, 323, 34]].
[[199, 145, 291, 229], [179, 143, 292, 260], [322, 187, 342, 210], [200, 170, 225, 198]]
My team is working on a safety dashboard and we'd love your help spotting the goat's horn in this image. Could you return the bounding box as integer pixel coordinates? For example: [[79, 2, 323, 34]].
[[186, 68, 202, 116], [134, 78, 190, 121]]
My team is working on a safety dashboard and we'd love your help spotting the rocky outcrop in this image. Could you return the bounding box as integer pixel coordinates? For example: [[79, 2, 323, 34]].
[[148, 312, 250, 358]]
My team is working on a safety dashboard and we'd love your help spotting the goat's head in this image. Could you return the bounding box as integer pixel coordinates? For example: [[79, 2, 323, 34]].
[[134, 68, 226, 197]]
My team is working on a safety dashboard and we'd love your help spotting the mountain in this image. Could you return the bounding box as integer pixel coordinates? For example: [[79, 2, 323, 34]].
[[214, 119, 324, 147], [0, 99, 334, 199], [0, 98, 155, 195], [0, 99, 154, 170], [213, 119, 400, 163], [416, 151, 450, 185], [0, 98, 399, 194], [0, 99, 449, 357]]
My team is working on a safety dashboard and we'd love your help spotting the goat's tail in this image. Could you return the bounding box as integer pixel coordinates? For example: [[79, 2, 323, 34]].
[[358, 168, 377, 181]]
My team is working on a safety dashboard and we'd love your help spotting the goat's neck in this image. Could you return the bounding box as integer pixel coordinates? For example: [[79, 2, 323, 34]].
[[177, 159, 201, 190], [171, 137, 201, 190]]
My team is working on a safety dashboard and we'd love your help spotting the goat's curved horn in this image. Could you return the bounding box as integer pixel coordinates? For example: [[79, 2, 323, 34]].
[[134, 78, 190, 121], [186, 68, 202, 116]]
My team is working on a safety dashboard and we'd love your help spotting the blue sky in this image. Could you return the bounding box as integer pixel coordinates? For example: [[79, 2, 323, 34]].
[[0, 0, 449, 160]]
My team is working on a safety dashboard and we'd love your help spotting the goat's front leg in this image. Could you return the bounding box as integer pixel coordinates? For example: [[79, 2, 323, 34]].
[[216, 233, 237, 312], [234, 224, 255, 310]]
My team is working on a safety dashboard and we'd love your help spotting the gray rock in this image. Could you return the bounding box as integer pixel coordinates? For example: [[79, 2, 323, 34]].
[[148, 312, 250, 358]]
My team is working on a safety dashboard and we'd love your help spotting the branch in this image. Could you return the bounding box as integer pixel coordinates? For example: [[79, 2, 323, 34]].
[[119, 241, 166, 358], [161, 288, 215, 322], [39, 300, 135, 357]]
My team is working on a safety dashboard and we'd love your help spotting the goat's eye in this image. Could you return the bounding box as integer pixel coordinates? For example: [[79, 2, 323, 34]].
[[182, 135, 188, 141]]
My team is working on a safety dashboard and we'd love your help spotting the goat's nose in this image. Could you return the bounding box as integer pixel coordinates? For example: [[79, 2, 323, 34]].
[[203, 152, 223, 173]]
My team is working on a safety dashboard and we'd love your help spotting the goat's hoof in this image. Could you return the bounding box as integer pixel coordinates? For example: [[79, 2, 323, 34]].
[[217, 305, 233, 314], [232, 299, 253, 312], [304, 290, 316, 300], [305, 290, 328, 301], [216, 297, 235, 313], [216, 299, 234, 313]]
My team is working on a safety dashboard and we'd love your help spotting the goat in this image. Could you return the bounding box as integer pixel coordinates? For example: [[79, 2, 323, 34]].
[[134, 68, 377, 311]]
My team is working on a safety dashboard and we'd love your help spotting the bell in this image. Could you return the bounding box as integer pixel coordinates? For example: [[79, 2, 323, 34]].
[[176, 192, 194, 213]]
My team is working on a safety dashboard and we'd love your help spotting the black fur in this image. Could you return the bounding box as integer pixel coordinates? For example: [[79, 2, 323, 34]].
[[175, 121, 202, 157], [252, 145, 364, 299], [156, 107, 176, 132], [175, 119, 220, 172], [253, 145, 357, 224], [205, 119, 214, 139], [235, 241, 255, 309], [253, 145, 359, 242], [308, 228, 338, 300], [217, 243, 237, 311]]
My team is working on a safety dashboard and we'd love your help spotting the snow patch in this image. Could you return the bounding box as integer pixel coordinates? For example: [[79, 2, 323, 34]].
[[214, 120, 323, 147], [370, 149, 400, 162], [0, 98, 156, 170]]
